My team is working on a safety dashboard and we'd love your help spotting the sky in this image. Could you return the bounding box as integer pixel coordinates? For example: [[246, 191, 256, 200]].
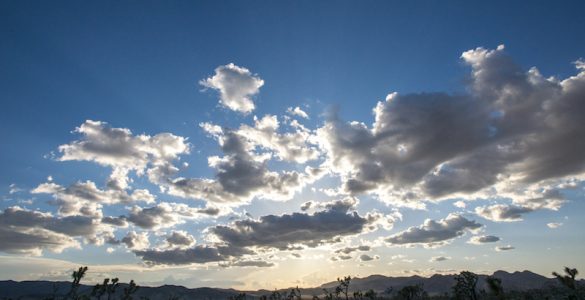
[[1, 0, 585, 290]]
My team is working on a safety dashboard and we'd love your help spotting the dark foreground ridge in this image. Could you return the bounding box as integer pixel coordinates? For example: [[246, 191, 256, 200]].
[[1, 267, 584, 299]]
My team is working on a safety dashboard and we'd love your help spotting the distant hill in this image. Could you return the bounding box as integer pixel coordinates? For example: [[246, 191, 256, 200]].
[[309, 270, 561, 295], [0, 270, 574, 299]]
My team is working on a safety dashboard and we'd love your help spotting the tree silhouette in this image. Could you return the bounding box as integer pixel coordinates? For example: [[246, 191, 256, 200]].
[[553, 267, 579, 300], [336, 276, 351, 300], [452, 271, 478, 300], [364, 289, 376, 300], [553, 267, 578, 290], [66, 266, 88, 300], [121, 280, 139, 300], [485, 276, 504, 299], [396, 284, 426, 300], [285, 286, 301, 300], [91, 278, 120, 300]]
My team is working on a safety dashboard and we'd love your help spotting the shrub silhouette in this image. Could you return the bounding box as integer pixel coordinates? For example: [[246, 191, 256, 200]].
[[396, 284, 427, 300], [37, 266, 140, 300], [452, 271, 478, 300], [91, 278, 120, 300], [485, 276, 503, 299]]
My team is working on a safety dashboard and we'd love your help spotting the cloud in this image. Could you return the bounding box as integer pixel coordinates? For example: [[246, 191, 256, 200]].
[[9, 183, 22, 194], [495, 245, 515, 251], [209, 199, 385, 251], [475, 204, 534, 222], [287, 106, 309, 119], [165, 231, 196, 248], [121, 231, 150, 250], [32, 181, 156, 218], [453, 201, 466, 209], [50, 119, 324, 208], [132, 200, 388, 265], [220, 259, 275, 268], [57, 120, 189, 191], [0, 206, 107, 255], [232, 115, 321, 163], [330, 255, 353, 261], [300, 201, 313, 211], [314, 45, 585, 210], [385, 214, 482, 247], [430, 256, 450, 262], [547, 222, 563, 229], [0, 227, 80, 256], [13, 45, 585, 267], [101, 216, 128, 227], [359, 254, 379, 262], [468, 235, 501, 244], [164, 127, 325, 205], [127, 203, 216, 230], [133, 246, 240, 265], [331, 245, 371, 261], [200, 63, 264, 114], [0, 206, 100, 238], [334, 245, 371, 254]]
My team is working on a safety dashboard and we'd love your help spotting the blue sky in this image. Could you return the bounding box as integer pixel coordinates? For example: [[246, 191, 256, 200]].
[[1, 1, 585, 289]]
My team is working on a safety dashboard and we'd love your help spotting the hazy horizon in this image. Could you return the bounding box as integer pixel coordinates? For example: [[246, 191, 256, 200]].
[[1, 0, 585, 291]]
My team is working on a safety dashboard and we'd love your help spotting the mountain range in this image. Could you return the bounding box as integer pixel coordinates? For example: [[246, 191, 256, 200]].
[[0, 270, 573, 299]]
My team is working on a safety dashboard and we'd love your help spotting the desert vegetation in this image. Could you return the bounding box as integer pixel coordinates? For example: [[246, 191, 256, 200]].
[[1, 266, 584, 300]]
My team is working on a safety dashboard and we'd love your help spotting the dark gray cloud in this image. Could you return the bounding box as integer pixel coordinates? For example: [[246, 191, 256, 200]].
[[496, 245, 515, 251], [334, 245, 371, 255], [101, 216, 128, 227], [430, 256, 450, 262], [385, 214, 482, 247], [0, 206, 102, 255], [0, 227, 79, 255], [300, 201, 313, 211], [166, 231, 195, 247], [315, 46, 585, 209], [468, 235, 501, 244], [475, 204, 534, 222], [134, 245, 244, 265], [359, 254, 379, 262], [127, 204, 179, 229], [209, 200, 376, 250], [330, 255, 353, 261], [0, 206, 98, 237], [132, 198, 396, 265]]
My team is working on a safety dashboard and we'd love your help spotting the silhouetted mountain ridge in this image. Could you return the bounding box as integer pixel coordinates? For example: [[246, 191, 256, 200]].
[[0, 270, 579, 299]]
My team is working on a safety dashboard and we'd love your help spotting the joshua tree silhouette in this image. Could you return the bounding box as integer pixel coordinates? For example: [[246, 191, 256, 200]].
[[91, 278, 120, 300], [66, 266, 88, 300], [336, 276, 352, 300], [553, 267, 580, 300]]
